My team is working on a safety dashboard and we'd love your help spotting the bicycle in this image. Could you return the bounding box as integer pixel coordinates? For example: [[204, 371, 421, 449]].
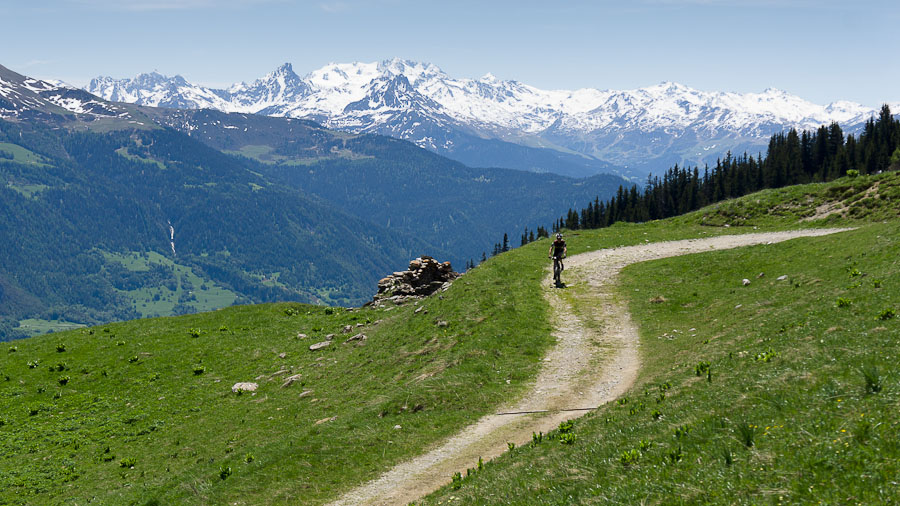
[[551, 254, 565, 285]]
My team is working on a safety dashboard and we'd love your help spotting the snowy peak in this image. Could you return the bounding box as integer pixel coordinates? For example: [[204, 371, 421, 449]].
[[377, 58, 446, 85], [82, 59, 886, 176], [1, 63, 137, 122]]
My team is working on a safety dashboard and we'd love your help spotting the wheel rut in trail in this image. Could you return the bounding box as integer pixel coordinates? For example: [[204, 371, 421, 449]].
[[327, 228, 852, 506]]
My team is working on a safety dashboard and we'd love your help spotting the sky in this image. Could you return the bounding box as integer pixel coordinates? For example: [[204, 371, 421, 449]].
[[1, 0, 898, 106]]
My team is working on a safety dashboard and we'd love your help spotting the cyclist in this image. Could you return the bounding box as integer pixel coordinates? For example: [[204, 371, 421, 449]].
[[548, 233, 567, 283]]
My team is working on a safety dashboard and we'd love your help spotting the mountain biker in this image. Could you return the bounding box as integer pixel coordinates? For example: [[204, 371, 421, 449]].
[[548, 233, 567, 279]]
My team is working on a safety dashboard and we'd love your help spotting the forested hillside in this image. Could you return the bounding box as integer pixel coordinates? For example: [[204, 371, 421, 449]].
[[0, 120, 428, 339], [150, 108, 627, 260], [0, 107, 627, 340], [554, 105, 900, 231]]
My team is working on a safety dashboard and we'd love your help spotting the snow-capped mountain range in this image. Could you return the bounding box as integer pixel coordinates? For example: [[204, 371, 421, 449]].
[[84, 58, 890, 177], [0, 63, 147, 125]]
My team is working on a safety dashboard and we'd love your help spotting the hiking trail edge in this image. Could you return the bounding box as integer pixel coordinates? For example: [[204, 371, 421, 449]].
[[327, 228, 852, 506]]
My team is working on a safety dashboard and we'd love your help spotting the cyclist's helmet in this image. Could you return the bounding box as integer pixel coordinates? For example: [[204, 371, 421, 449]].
[[556, 233, 562, 240]]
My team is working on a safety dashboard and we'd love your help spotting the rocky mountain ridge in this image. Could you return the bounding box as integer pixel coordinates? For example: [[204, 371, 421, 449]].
[[86, 58, 891, 177]]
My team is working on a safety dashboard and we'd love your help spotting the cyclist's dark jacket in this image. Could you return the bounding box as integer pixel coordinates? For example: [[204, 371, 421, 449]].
[[552, 239, 566, 257]]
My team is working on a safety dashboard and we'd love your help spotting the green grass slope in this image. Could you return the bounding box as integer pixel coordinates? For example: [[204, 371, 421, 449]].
[[421, 171, 900, 504], [1, 172, 897, 505], [0, 243, 561, 505]]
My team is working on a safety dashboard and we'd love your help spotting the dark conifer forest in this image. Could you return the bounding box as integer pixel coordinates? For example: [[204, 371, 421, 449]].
[[549, 105, 900, 232]]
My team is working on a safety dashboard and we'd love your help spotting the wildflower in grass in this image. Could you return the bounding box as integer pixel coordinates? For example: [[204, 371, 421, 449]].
[[754, 349, 778, 362], [619, 448, 640, 466], [836, 297, 852, 308], [673, 424, 692, 439], [736, 422, 760, 447], [667, 446, 684, 463], [694, 361, 710, 376], [56, 343, 66, 353], [876, 308, 895, 320], [451, 471, 462, 489], [720, 446, 734, 466], [860, 365, 882, 394], [219, 465, 232, 480]]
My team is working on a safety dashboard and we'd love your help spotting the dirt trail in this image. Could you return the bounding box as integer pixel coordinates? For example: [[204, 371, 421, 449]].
[[328, 228, 851, 506]]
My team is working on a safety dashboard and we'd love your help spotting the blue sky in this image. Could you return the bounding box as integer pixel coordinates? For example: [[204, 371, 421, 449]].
[[2, 0, 898, 106]]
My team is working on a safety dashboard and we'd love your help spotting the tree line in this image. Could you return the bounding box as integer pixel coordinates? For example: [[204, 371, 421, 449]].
[[552, 105, 900, 232], [489, 105, 900, 258]]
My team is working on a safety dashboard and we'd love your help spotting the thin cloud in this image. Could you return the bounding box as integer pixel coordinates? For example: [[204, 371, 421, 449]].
[[64, 0, 284, 11], [640, 0, 823, 6], [22, 59, 53, 67], [319, 1, 351, 13]]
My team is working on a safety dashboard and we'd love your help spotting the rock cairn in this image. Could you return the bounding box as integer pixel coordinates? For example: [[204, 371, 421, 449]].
[[369, 256, 460, 306]]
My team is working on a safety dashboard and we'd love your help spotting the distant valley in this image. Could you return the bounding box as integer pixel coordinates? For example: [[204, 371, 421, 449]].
[[0, 63, 625, 338]]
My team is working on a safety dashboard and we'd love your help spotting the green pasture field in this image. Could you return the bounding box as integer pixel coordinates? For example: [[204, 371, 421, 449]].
[[1, 172, 896, 505], [423, 172, 900, 505], [100, 251, 237, 318]]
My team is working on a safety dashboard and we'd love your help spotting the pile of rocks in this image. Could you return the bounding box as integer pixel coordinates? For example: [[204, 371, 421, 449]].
[[369, 256, 460, 306]]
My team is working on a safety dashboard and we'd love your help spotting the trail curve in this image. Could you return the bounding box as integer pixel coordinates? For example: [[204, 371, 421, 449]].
[[328, 228, 852, 506]]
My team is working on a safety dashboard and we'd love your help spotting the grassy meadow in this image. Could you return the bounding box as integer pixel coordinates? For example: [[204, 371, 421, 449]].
[[422, 172, 900, 504], [0, 171, 897, 505]]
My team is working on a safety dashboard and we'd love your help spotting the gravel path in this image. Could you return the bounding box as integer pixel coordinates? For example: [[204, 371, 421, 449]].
[[327, 228, 852, 506]]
